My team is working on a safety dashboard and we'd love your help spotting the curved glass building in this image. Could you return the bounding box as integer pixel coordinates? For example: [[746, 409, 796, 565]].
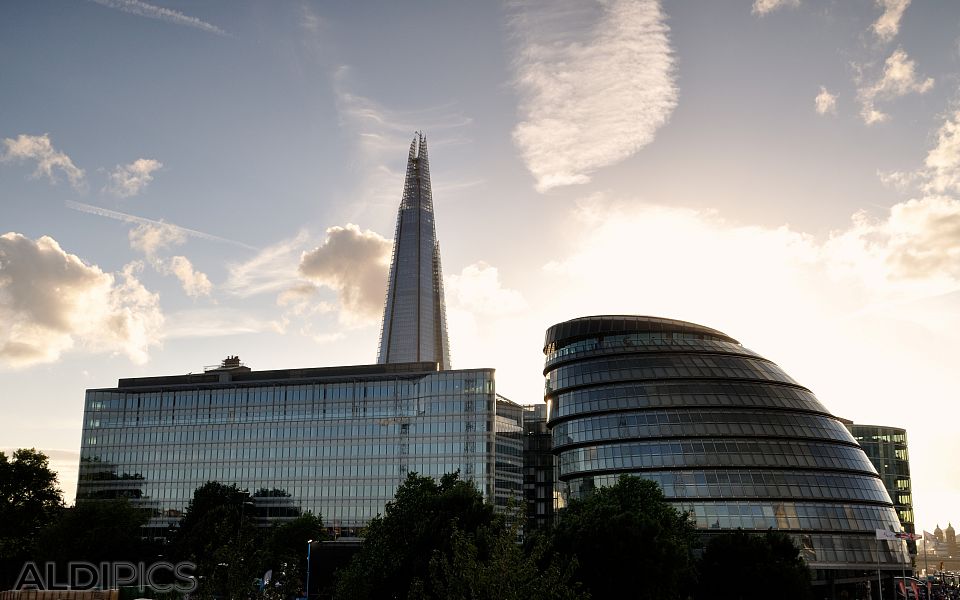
[[544, 316, 910, 582]]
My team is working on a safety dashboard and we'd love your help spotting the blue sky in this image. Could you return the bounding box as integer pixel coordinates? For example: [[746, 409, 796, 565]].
[[2, 0, 960, 532]]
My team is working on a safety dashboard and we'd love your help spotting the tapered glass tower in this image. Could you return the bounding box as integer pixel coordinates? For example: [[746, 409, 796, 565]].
[[377, 133, 451, 369]]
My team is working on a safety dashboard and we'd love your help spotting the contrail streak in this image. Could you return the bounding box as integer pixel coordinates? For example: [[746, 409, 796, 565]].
[[65, 200, 257, 250]]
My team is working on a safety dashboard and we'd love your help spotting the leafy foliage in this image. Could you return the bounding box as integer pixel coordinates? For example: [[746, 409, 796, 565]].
[[34, 498, 154, 564], [334, 472, 496, 599], [0, 449, 64, 589], [261, 513, 326, 599], [172, 482, 262, 599], [544, 475, 698, 600], [697, 530, 812, 600], [334, 471, 582, 600]]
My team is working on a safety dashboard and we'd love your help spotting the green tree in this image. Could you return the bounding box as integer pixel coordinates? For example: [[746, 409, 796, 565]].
[[334, 472, 496, 599], [173, 482, 261, 600], [697, 530, 812, 600], [426, 523, 585, 600], [34, 498, 154, 565], [0, 449, 64, 589], [335, 472, 582, 600], [260, 513, 326, 599], [545, 475, 698, 600]]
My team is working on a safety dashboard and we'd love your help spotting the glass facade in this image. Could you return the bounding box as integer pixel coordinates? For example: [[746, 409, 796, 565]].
[[848, 424, 915, 554], [77, 361, 517, 536], [544, 315, 911, 578], [377, 133, 451, 369]]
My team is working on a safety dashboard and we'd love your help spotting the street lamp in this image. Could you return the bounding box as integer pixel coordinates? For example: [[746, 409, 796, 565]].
[[305, 539, 313, 600]]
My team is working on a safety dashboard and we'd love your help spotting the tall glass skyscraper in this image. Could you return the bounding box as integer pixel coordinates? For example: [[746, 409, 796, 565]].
[[377, 133, 451, 369], [543, 315, 910, 585], [76, 136, 526, 536]]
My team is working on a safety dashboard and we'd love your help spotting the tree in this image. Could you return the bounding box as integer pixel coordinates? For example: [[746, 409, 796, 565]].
[[334, 472, 494, 599], [335, 472, 582, 600], [426, 523, 585, 600], [697, 530, 812, 600], [34, 498, 154, 565], [173, 482, 261, 600], [260, 513, 326, 599], [545, 475, 698, 600], [0, 449, 64, 589]]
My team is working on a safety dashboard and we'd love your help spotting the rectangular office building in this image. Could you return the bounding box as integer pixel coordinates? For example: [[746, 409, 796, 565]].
[[77, 358, 520, 536]]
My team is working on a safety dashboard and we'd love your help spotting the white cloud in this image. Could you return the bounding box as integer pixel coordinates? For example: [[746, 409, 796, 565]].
[[509, 0, 677, 192], [0, 233, 163, 367], [814, 86, 838, 115], [1, 134, 85, 190], [298, 224, 391, 325], [105, 158, 162, 197], [88, 0, 227, 36], [872, 0, 910, 42], [166, 256, 212, 298], [923, 109, 960, 195], [856, 48, 934, 125], [128, 222, 185, 257], [332, 67, 474, 213], [875, 109, 960, 197], [225, 232, 310, 298], [445, 262, 527, 316], [751, 0, 800, 16], [127, 223, 212, 297], [163, 308, 283, 339]]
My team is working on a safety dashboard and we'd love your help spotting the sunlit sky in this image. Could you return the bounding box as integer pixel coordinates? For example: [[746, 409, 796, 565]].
[[2, 0, 959, 533]]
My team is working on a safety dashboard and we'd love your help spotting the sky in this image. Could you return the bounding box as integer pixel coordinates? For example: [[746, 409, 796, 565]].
[[1, 0, 959, 533]]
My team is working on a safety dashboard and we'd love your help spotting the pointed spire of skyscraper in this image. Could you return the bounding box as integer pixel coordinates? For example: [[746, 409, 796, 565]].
[[377, 132, 451, 369]]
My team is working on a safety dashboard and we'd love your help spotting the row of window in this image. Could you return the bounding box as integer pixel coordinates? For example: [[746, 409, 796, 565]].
[[546, 354, 799, 393], [565, 470, 891, 504], [558, 439, 876, 475], [545, 335, 752, 365], [674, 500, 903, 534], [551, 409, 854, 448], [550, 381, 827, 421], [83, 421, 490, 447], [80, 437, 495, 470], [86, 397, 496, 422], [86, 374, 494, 411], [84, 420, 494, 444]]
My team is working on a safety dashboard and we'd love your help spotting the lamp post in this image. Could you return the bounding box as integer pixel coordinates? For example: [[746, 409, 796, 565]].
[[305, 539, 313, 600]]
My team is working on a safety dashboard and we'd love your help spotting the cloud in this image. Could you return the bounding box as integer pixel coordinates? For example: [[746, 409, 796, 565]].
[[88, 0, 227, 36], [876, 109, 960, 197], [128, 222, 185, 257], [872, 0, 910, 42], [67, 200, 256, 250], [1, 134, 85, 190], [814, 86, 838, 115], [105, 158, 162, 197], [445, 262, 527, 316], [509, 0, 677, 192], [827, 197, 960, 284], [923, 109, 960, 195], [225, 232, 310, 298], [0, 233, 163, 367], [127, 223, 212, 297], [166, 256, 212, 298], [163, 308, 283, 339], [332, 67, 475, 212], [298, 224, 391, 325], [856, 47, 934, 125], [751, 0, 800, 16]]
